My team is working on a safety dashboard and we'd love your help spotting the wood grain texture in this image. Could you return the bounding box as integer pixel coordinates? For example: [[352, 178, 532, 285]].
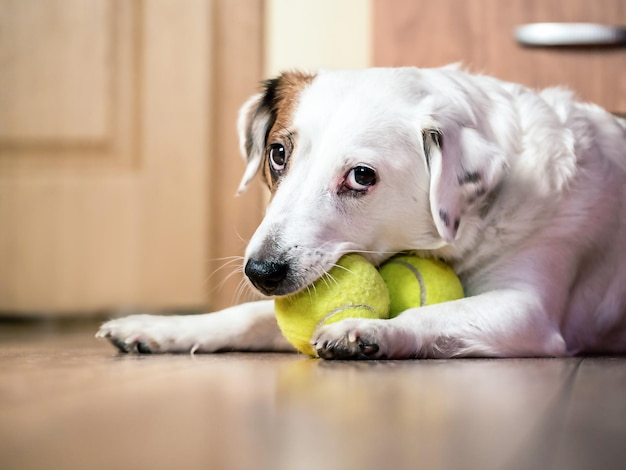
[[1, 325, 626, 470], [207, 0, 266, 310], [0, 0, 110, 141], [0, 0, 266, 315], [374, 0, 626, 113], [0, 0, 210, 314]]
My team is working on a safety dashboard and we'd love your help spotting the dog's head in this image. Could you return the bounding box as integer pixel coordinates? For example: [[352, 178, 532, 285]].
[[237, 68, 508, 296]]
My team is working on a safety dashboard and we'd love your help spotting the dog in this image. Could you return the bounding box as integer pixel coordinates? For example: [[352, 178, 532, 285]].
[[97, 66, 626, 359]]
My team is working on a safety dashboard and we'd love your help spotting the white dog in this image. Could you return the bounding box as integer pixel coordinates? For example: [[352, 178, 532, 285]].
[[97, 67, 626, 359]]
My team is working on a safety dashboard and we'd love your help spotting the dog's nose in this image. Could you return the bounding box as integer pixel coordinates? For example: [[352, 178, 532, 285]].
[[245, 258, 290, 295]]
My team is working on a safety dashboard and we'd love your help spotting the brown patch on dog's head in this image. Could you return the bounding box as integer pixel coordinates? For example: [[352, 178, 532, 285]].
[[237, 71, 316, 194]]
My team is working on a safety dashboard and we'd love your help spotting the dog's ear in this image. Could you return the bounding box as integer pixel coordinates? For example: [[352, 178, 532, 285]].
[[237, 71, 316, 194], [424, 126, 507, 242], [236, 90, 274, 194]]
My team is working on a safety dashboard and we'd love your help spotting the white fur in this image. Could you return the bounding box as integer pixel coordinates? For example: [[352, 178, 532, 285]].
[[98, 67, 626, 359]]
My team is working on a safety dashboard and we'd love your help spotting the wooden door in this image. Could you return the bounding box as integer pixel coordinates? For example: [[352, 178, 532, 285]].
[[0, 0, 213, 315], [374, 0, 626, 114]]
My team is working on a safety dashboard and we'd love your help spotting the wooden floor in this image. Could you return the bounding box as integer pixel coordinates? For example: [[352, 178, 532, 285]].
[[1, 321, 625, 470]]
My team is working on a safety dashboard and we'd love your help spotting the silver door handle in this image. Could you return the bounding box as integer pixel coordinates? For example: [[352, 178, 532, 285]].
[[515, 23, 626, 47]]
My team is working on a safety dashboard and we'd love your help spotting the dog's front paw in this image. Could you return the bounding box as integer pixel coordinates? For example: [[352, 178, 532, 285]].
[[96, 315, 180, 354], [311, 318, 389, 360]]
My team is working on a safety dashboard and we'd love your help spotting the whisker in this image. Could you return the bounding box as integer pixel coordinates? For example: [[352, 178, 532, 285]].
[[211, 254, 246, 262], [233, 230, 249, 246], [216, 266, 246, 293], [305, 284, 314, 299], [206, 256, 245, 283], [331, 264, 354, 276], [325, 271, 339, 287], [233, 277, 257, 305], [316, 273, 329, 290]]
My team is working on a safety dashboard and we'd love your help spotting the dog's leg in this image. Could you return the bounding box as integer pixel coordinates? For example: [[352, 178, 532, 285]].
[[312, 290, 568, 359], [96, 300, 294, 354]]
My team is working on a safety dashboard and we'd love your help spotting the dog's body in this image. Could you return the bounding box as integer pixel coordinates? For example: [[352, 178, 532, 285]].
[[98, 67, 626, 359]]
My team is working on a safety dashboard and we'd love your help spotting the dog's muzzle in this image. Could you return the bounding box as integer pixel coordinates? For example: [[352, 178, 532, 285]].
[[244, 258, 290, 295]]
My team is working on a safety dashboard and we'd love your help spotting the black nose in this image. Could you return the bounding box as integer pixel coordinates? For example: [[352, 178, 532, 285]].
[[245, 259, 290, 295]]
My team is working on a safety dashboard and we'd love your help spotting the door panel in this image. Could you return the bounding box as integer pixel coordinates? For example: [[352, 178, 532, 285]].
[[0, 0, 209, 314], [374, 0, 626, 113]]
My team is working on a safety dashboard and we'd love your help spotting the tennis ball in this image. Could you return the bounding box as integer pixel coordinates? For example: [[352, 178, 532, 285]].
[[275, 254, 390, 356], [378, 255, 464, 318]]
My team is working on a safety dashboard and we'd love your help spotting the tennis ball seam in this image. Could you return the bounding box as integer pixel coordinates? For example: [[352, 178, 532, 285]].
[[383, 260, 427, 306], [316, 303, 378, 329]]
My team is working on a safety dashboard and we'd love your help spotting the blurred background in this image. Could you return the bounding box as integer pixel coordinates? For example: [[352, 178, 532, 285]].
[[0, 0, 624, 319]]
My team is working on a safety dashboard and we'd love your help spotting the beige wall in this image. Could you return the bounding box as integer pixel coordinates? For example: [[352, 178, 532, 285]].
[[264, 0, 372, 76]]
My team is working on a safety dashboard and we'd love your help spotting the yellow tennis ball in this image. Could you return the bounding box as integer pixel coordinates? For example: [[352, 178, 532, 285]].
[[378, 255, 464, 318], [275, 254, 390, 356]]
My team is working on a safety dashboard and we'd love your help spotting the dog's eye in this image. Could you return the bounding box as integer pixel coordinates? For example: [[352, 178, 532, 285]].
[[345, 165, 377, 192], [268, 143, 287, 172], [430, 130, 443, 147]]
